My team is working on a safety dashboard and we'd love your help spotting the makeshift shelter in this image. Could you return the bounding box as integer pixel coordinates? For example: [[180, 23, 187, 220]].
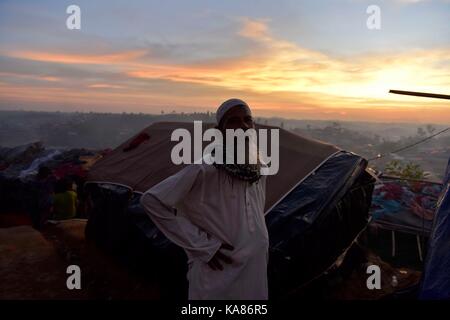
[[86, 122, 374, 298], [0, 142, 104, 216], [419, 158, 450, 299], [369, 177, 443, 262], [370, 178, 441, 234]]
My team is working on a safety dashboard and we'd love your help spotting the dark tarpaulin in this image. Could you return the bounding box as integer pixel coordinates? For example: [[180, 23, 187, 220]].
[[266, 151, 373, 297], [420, 158, 450, 300]]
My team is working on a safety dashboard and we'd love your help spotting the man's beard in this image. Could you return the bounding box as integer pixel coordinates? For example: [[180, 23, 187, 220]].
[[213, 138, 262, 184]]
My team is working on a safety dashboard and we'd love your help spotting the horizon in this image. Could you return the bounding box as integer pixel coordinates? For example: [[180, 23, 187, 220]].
[[2, 108, 450, 127], [1, 0, 449, 123]]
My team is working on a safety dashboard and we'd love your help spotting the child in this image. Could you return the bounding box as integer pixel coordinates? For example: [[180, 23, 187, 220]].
[[53, 177, 78, 220]]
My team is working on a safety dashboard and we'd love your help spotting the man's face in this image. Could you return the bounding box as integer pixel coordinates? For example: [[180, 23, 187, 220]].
[[219, 105, 254, 131], [219, 105, 256, 164]]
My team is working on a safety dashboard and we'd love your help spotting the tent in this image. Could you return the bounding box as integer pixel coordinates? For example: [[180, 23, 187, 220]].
[[87, 121, 342, 212], [419, 158, 450, 299], [86, 122, 374, 298]]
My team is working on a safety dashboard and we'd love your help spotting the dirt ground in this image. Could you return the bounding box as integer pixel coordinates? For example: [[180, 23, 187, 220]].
[[0, 218, 421, 300], [327, 251, 421, 299], [0, 220, 159, 299]]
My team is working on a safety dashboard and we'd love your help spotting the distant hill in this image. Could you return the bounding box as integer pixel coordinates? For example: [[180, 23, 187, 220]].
[[0, 110, 448, 180], [1, 110, 447, 148]]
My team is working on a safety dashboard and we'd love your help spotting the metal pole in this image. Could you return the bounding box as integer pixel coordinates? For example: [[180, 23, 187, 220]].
[[389, 90, 450, 100]]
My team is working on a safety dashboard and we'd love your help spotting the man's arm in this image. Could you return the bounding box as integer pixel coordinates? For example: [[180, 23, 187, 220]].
[[140, 165, 222, 263]]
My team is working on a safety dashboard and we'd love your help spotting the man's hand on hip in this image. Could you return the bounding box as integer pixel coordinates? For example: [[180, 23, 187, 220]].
[[208, 243, 234, 270]]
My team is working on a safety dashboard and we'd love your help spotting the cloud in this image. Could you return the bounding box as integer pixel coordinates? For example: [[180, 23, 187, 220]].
[[0, 17, 449, 123], [237, 17, 272, 42], [126, 18, 450, 105], [88, 83, 124, 89], [0, 72, 61, 83], [5, 50, 147, 65], [395, 0, 429, 3]]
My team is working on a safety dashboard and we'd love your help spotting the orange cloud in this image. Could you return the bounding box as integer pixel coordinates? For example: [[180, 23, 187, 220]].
[[88, 83, 124, 89], [126, 18, 449, 110], [1, 18, 449, 123], [0, 72, 62, 82], [237, 17, 272, 42], [40, 76, 60, 82], [7, 50, 146, 65]]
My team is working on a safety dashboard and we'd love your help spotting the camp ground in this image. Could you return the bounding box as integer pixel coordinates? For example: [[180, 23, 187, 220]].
[[85, 122, 374, 298], [0, 114, 449, 299], [83, 120, 450, 299]]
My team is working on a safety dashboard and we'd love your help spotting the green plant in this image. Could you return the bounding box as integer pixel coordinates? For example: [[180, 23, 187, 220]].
[[384, 160, 426, 180]]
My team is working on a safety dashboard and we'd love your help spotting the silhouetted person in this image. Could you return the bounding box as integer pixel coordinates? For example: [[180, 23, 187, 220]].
[[31, 166, 55, 229], [53, 177, 78, 220]]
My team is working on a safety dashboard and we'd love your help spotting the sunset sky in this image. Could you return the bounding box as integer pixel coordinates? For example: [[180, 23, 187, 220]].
[[0, 0, 449, 123]]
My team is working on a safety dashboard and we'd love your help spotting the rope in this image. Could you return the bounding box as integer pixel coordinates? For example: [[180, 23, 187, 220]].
[[368, 127, 450, 162]]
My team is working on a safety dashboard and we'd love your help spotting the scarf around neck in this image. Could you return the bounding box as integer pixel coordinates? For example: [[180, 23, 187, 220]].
[[212, 144, 262, 184]]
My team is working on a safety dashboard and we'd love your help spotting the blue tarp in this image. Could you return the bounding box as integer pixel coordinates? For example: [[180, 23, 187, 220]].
[[420, 158, 450, 300]]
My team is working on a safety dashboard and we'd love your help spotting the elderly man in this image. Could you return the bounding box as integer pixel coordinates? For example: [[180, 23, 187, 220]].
[[140, 99, 269, 300]]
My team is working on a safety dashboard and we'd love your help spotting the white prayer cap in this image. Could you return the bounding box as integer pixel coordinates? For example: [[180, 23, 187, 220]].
[[216, 98, 251, 125]]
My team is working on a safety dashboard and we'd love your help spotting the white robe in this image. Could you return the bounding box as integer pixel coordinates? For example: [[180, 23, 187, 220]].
[[140, 162, 269, 300]]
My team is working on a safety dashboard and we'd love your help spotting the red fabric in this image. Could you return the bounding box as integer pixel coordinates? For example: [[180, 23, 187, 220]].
[[123, 132, 150, 152], [53, 163, 87, 179], [379, 183, 403, 200]]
